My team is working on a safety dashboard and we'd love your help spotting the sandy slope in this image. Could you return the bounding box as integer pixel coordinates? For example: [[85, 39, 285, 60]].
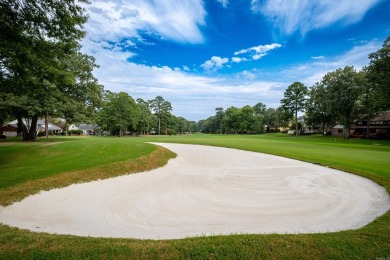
[[0, 143, 389, 240]]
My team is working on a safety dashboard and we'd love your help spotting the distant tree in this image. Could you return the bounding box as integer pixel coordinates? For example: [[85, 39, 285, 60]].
[[97, 92, 140, 137], [275, 107, 291, 129], [215, 107, 224, 134], [322, 66, 362, 138], [239, 105, 259, 133], [263, 108, 278, 132], [136, 98, 154, 135], [366, 36, 390, 111], [280, 82, 308, 136], [223, 106, 240, 134], [148, 96, 172, 135], [306, 82, 334, 135], [253, 102, 266, 133]]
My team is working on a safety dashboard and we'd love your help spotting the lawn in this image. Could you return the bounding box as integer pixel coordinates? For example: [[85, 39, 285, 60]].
[[0, 134, 389, 259]]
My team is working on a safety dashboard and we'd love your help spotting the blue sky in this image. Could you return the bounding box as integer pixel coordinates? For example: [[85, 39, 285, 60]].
[[81, 0, 390, 121]]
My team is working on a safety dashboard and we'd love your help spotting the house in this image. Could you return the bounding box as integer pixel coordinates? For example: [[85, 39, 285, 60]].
[[350, 111, 390, 139], [332, 125, 344, 137], [0, 119, 62, 137], [287, 116, 319, 135], [78, 124, 96, 135], [0, 123, 18, 137], [68, 124, 97, 135]]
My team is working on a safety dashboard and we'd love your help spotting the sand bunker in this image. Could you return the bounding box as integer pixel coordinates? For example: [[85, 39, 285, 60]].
[[0, 143, 389, 240]]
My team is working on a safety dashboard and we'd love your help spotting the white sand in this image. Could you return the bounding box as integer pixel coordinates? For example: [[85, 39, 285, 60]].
[[0, 143, 389, 240]]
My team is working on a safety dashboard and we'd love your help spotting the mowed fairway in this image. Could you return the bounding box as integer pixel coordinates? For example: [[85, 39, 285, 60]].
[[0, 134, 389, 259]]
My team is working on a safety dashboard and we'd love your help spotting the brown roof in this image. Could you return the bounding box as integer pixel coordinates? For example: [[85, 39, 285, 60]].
[[358, 111, 390, 121]]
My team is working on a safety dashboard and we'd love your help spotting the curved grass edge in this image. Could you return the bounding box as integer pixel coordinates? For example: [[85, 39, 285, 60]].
[[0, 145, 176, 206]]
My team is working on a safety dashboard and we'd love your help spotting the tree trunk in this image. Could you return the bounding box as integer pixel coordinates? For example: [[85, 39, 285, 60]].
[[22, 115, 38, 141], [17, 116, 28, 139], [45, 112, 49, 138], [65, 121, 69, 136], [343, 127, 350, 139], [29, 115, 38, 141], [295, 109, 298, 137], [366, 117, 370, 139]]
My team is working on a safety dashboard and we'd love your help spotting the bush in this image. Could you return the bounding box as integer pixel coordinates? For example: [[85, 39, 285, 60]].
[[166, 129, 177, 135], [69, 130, 83, 135], [0, 135, 6, 139], [37, 131, 45, 137]]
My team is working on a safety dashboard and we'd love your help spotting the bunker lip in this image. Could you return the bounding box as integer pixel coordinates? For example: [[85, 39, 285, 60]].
[[0, 143, 389, 240]]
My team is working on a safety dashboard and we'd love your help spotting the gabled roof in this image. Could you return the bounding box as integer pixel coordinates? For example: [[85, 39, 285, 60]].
[[4, 119, 62, 130], [78, 124, 96, 130]]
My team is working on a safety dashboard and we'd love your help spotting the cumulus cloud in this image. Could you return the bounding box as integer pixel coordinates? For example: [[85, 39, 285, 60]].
[[83, 0, 206, 44], [234, 43, 282, 60], [201, 56, 229, 72], [252, 0, 381, 35], [231, 57, 248, 63]]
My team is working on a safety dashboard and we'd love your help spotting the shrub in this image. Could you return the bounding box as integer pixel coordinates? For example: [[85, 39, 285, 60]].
[[166, 129, 177, 135], [69, 130, 83, 135], [0, 135, 6, 139]]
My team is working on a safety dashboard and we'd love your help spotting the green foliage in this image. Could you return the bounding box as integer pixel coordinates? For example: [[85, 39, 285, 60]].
[[68, 130, 82, 135], [0, 0, 101, 141], [367, 36, 390, 110], [321, 66, 362, 138], [136, 98, 154, 134], [280, 82, 308, 136], [97, 92, 140, 136], [306, 82, 335, 134], [149, 96, 173, 135]]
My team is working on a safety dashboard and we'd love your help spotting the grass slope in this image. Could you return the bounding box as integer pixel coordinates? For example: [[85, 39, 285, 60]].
[[0, 134, 389, 259]]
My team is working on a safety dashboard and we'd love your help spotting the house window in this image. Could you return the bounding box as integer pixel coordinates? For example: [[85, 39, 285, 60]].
[[338, 129, 342, 133]]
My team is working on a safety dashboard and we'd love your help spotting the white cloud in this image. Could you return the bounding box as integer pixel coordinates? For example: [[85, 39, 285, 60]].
[[83, 0, 206, 44], [232, 57, 244, 63], [236, 70, 257, 81], [217, 0, 229, 8], [311, 56, 325, 60], [201, 56, 229, 72], [252, 0, 381, 35], [234, 43, 282, 60]]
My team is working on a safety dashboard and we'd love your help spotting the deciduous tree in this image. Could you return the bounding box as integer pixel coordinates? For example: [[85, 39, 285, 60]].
[[280, 82, 308, 136]]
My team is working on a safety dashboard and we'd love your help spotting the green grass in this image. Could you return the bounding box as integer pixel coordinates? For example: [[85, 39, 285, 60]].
[[0, 136, 156, 189], [0, 134, 389, 259]]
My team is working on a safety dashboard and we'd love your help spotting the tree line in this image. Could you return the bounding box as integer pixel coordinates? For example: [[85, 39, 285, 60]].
[[198, 36, 390, 138], [96, 93, 196, 136]]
